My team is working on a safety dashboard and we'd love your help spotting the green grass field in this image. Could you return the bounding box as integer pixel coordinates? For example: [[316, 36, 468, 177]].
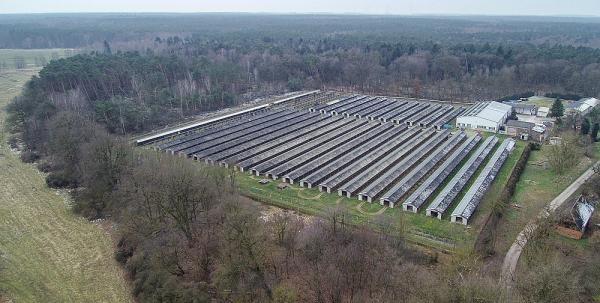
[[238, 174, 470, 251], [0, 65, 132, 302], [522, 96, 555, 107], [0, 49, 78, 70], [522, 95, 576, 110], [237, 136, 526, 251]]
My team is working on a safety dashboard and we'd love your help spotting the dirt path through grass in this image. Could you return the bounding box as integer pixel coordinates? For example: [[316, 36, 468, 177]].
[[356, 202, 388, 215], [0, 69, 132, 302]]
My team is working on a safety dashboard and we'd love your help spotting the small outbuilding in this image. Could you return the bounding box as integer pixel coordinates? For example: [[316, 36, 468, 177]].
[[506, 120, 533, 141], [537, 106, 550, 118], [556, 195, 597, 240], [512, 103, 538, 115], [506, 120, 546, 142]]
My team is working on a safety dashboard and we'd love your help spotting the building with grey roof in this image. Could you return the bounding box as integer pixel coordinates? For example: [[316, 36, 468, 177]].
[[456, 101, 512, 132], [450, 138, 516, 225], [511, 103, 538, 115], [506, 119, 546, 142]]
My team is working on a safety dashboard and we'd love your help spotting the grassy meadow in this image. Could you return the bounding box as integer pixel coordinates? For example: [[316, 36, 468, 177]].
[[0, 50, 132, 303], [0, 49, 77, 70]]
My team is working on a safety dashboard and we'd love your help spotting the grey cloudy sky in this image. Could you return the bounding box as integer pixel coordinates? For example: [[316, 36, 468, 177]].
[[1, 0, 599, 15]]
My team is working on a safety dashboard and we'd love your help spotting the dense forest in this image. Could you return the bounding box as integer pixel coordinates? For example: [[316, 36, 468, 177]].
[[3, 15, 600, 132], [7, 18, 600, 137], [2, 14, 600, 48], [5, 14, 600, 302]]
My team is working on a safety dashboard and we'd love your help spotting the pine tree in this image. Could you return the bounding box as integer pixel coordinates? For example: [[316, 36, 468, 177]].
[[103, 40, 112, 55], [550, 98, 564, 117], [581, 118, 590, 135], [591, 123, 600, 142]]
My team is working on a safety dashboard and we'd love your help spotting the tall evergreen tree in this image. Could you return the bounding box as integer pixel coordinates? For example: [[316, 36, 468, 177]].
[[550, 98, 564, 117], [581, 118, 591, 135], [591, 123, 600, 142], [103, 40, 112, 55]]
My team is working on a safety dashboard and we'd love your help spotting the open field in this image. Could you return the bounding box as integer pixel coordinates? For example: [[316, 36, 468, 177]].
[[522, 95, 579, 110], [0, 67, 131, 302], [522, 96, 556, 107], [0, 49, 78, 69]]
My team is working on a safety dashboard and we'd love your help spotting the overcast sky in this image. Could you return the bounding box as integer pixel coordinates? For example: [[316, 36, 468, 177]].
[[1, 0, 599, 16]]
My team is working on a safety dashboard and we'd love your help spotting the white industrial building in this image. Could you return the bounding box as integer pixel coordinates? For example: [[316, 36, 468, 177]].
[[456, 101, 512, 133]]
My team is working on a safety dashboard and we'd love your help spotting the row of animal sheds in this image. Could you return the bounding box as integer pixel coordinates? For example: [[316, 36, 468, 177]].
[[142, 93, 515, 225]]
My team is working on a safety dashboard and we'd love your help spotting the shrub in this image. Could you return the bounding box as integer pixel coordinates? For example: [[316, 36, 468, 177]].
[[273, 284, 298, 303], [115, 239, 134, 265], [71, 196, 101, 219], [7, 136, 18, 149], [36, 161, 52, 173], [517, 259, 581, 303], [20, 150, 39, 163], [45, 171, 75, 188]]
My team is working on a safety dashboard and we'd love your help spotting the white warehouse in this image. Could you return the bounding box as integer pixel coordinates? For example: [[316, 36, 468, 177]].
[[456, 101, 512, 132]]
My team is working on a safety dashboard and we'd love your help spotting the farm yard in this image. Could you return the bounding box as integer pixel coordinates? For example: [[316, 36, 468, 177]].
[[139, 91, 524, 249]]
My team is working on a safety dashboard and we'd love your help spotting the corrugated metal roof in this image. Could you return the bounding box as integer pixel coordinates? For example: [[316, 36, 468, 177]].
[[532, 126, 545, 133], [488, 101, 513, 112], [451, 138, 515, 221], [479, 107, 507, 122], [572, 98, 599, 112], [572, 195, 597, 232], [583, 98, 599, 107], [459, 101, 511, 123]]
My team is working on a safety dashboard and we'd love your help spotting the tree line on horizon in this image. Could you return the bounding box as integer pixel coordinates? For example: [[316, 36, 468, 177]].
[[7, 34, 600, 140]]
